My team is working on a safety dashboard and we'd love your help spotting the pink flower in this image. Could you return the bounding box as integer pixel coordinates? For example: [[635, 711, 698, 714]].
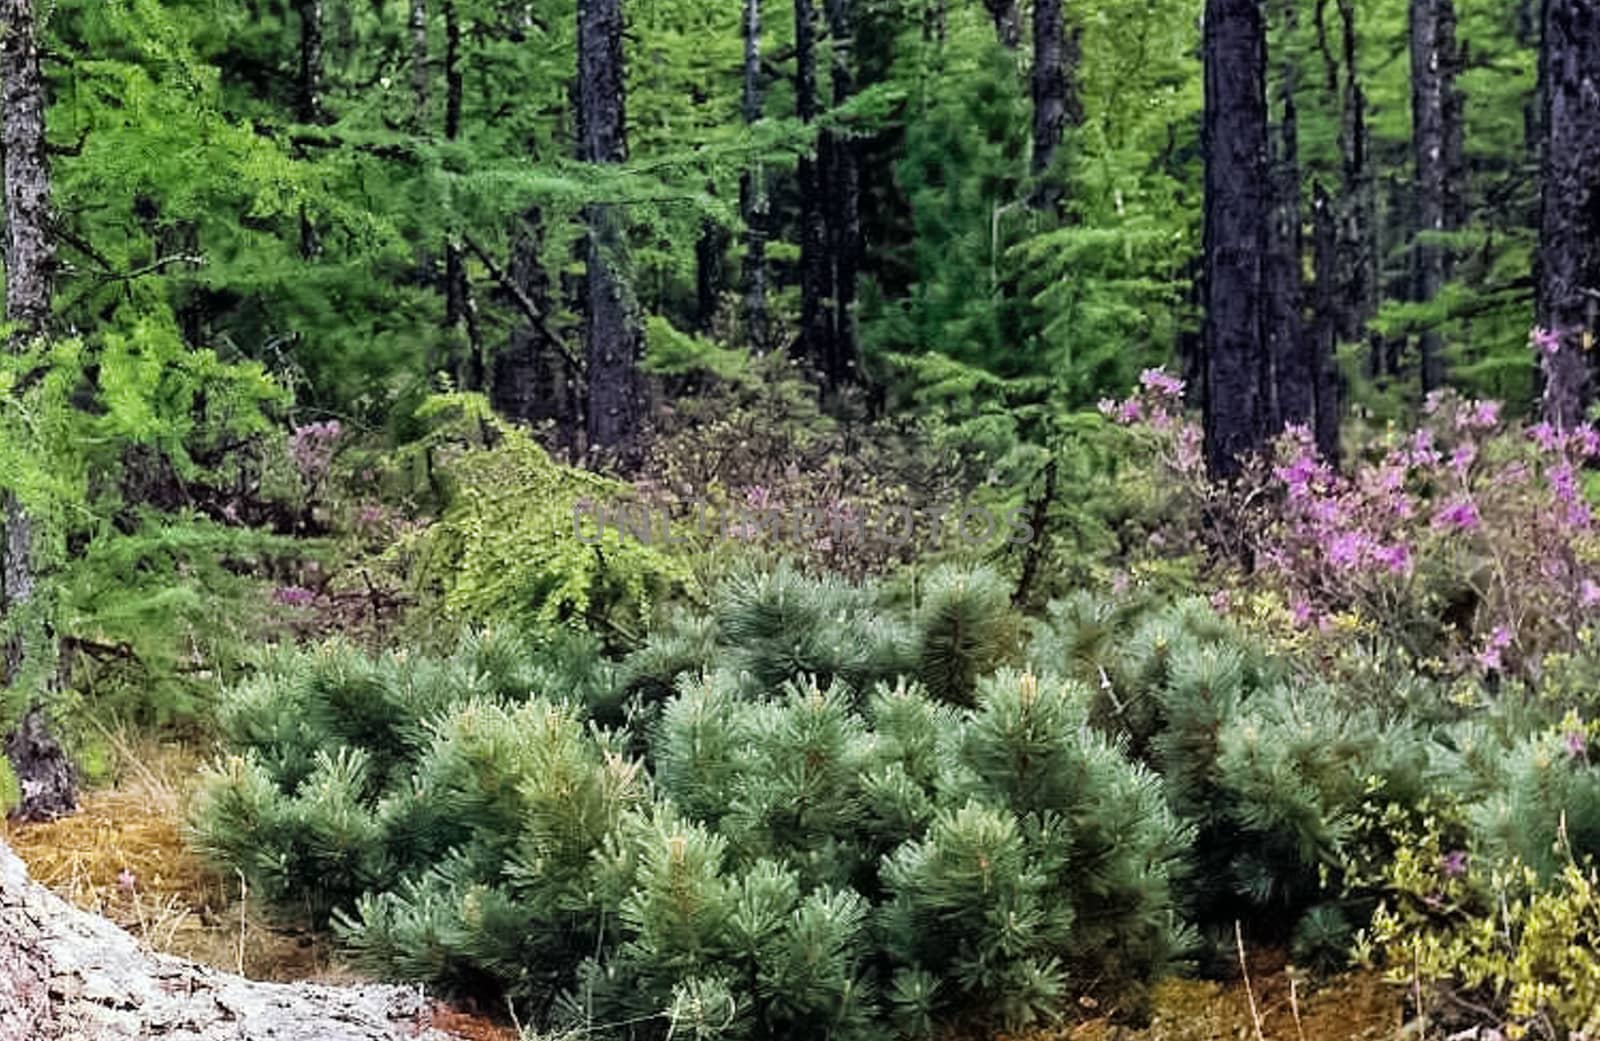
[[1532, 326, 1562, 356], [1531, 421, 1564, 452], [1566, 731, 1588, 758], [273, 585, 315, 607], [1139, 368, 1185, 398], [1117, 399, 1144, 425], [1433, 497, 1480, 532], [1475, 625, 1514, 672], [1440, 850, 1468, 878], [1210, 589, 1232, 613], [1581, 579, 1600, 607], [117, 868, 136, 892], [1290, 598, 1316, 627], [1374, 543, 1413, 575]]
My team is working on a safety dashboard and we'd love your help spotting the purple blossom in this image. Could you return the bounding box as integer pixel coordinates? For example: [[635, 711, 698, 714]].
[[1440, 850, 1468, 878], [1582, 580, 1600, 607], [1475, 625, 1513, 672], [273, 585, 316, 607], [1532, 326, 1562, 356], [1566, 731, 1588, 759], [1117, 399, 1144, 425], [1374, 543, 1413, 575], [1433, 497, 1480, 532], [289, 420, 344, 486], [1139, 368, 1185, 398], [118, 868, 137, 892], [1530, 421, 1564, 452]]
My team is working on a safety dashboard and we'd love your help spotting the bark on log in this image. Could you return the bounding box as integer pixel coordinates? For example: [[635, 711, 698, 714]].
[[0, 839, 451, 1040]]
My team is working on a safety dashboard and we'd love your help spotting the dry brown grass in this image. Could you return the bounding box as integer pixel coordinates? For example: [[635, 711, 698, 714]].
[[992, 951, 1401, 1041], [2, 731, 356, 984]]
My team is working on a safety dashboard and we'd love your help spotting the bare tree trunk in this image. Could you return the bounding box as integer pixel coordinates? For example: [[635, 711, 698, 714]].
[[1334, 0, 1378, 365], [740, 0, 771, 350], [1203, 0, 1272, 477], [794, 0, 832, 377], [1, 0, 72, 823], [1536, 0, 1600, 428], [1030, 0, 1082, 211], [1311, 180, 1342, 460], [409, 0, 428, 128], [295, 0, 325, 258], [1410, 0, 1462, 393], [440, 0, 482, 389], [1269, 0, 1311, 430], [982, 0, 1022, 49], [578, 0, 643, 462], [822, 0, 861, 389]]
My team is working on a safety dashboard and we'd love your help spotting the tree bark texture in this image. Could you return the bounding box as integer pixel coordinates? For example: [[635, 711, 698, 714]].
[[1203, 0, 1272, 477], [740, 0, 770, 350], [578, 0, 643, 460], [1410, 0, 1463, 392], [1536, 0, 1600, 428]]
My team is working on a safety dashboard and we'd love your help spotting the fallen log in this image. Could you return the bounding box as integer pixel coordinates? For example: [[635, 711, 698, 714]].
[[0, 838, 452, 1041]]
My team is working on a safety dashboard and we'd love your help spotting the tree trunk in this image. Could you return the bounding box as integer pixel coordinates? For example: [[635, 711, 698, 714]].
[[1410, 0, 1462, 393], [1, 0, 73, 824], [0, 839, 453, 1040], [578, 0, 643, 462], [740, 0, 770, 350], [1536, 0, 1600, 428], [440, 0, 482, 390], [1269, 0, 1311, 430], [295, 0, 325, 258], [409, 0, 428, 129], [1311, 180, 1342, 460], [822, 0, 861, 389], [982, 0, 1022, 49], [794, 0, 833, 377], [1334, 0, 1377, 359], [1202, 0, 1272, 478], [1030, 0, 1081, 211]]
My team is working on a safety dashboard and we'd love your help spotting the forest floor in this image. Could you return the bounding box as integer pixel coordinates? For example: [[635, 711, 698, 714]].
[[4, 737, 1402, 1041]]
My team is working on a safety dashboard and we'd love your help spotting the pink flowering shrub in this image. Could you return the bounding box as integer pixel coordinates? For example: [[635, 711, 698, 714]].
[[1102, 370, 1600, 679]]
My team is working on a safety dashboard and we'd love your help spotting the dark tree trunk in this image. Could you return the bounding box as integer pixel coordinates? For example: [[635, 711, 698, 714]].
[[1202, 0, 1272, 478], [822, 0, 861, 389], [1334, 0, 1378, 359], [1311, 180, 1342, 460], [694, 211, 729, 332], [441, 0, 482, 389], [578, 0, 643, 461], [409, 0, 428, 128], [1, 0, 73, 822], [983, 0, 1021, 49], [295, 0, 325, 258], [1030, 0, 1081, 210], [1268, 0, 1311, 429], [1536, 0, 1600, 428], [492, 208, 581, 456], [794, 0, 833, 377], [740, 0, 770, 350], [1409, 0, 1462, 393]]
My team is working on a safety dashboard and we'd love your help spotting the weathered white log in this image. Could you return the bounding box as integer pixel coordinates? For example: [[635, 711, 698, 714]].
[[0, 839, 453, 1040]]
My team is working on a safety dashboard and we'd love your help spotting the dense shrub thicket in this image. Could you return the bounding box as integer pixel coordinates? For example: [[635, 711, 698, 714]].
[[192, 560, 1600, 1037]]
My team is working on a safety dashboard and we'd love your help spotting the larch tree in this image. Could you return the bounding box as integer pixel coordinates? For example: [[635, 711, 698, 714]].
[[1202, 0, 1272, 477], [1409, 0, 1463, 393], [1536, 0, 1600, 428], [578, 0, 644, 461]]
